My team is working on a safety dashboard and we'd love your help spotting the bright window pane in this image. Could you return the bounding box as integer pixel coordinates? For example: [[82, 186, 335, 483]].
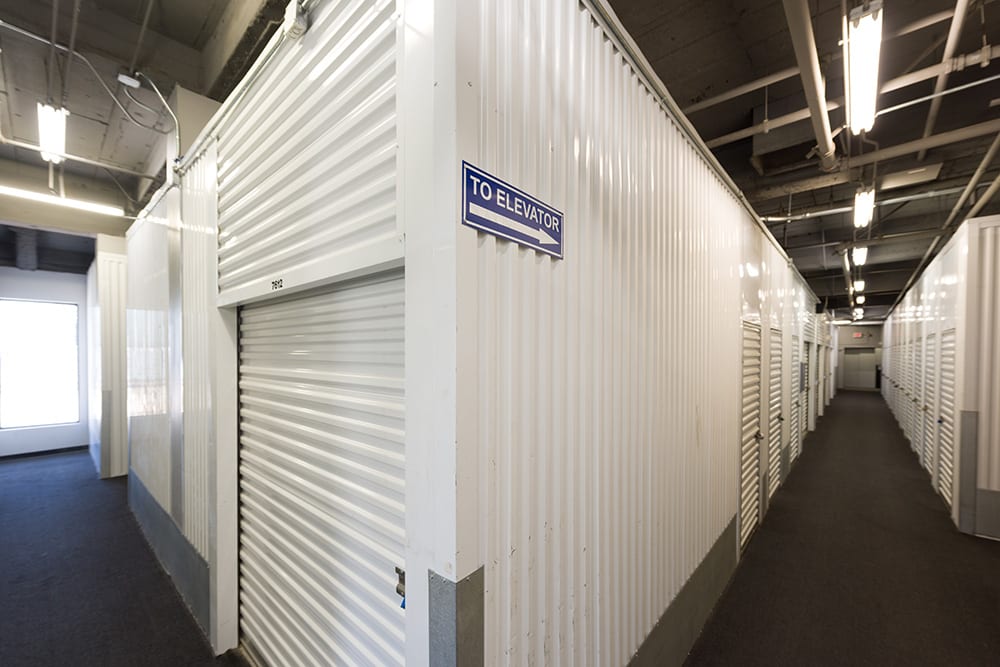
[[0, 299, 80, 428]]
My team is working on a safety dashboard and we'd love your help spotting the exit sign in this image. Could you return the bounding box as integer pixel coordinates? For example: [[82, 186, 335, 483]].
[[853, 332, 864, 339]]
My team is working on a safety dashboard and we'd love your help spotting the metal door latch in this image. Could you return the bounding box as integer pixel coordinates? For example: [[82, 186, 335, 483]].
[[395, 566, 405, 597], [754, 430, 763, 441]]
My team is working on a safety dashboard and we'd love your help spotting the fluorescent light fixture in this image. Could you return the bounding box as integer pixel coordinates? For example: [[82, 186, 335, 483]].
[[854, 186, 875, 228], [0, 184, 123, 216], [37, 103, 69, 164], [856, 294, 866, 304], [852, 246, 869, 266], [844, 0, 883, 134], [853, 279, 866, 292], [854, 307, 865, 319]]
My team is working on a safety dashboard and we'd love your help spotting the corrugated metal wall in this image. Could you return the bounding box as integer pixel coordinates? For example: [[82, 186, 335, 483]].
[[180, 143, 220, 558], [126, 193, 176, 510], [215, 0, 402, 306], [973, 223, 1000, 490], [460, 1, 818, 662], [99, 251, 128, 477]]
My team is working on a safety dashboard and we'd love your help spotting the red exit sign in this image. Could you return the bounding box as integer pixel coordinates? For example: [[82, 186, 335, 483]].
[[853, 332, 864, 338]]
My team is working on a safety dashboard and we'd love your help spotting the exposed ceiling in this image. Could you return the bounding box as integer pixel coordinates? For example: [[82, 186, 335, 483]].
[[0, 222, 94, 272], [610, 0, 1000, 321], [0, 0, 284, 255]]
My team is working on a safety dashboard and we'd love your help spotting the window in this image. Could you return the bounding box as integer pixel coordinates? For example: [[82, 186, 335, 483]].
[[0, 299, 80, 428]]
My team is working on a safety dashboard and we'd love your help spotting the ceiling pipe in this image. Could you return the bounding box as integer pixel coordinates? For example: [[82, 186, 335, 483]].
[[682, 9, 955, 116], [46, 0, 59, 104], [917, 0, 971, 160], [707, 44, 1000, 148], [846, 118, 1000, 168], [891, 131, 1000, 309], [0, 19, 169, 135], [781, 0, 839, 171], [0, 119, 154, 180], [128, 0, 155, 74], [59, 0, 81, 107], [762, 185, 967, 222]]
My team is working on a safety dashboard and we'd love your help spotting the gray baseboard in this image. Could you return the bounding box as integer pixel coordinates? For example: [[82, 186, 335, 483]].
[[129, 469, 210, 636], [976, 489, 1000, 539], [429, 566, 484, 667], [629, 516, 738, 667]]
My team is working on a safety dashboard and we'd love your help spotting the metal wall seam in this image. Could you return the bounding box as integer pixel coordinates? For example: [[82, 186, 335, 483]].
[[100, 252, 128, 477], [179, 143, 219, 559], [215, 0, 401, 304]]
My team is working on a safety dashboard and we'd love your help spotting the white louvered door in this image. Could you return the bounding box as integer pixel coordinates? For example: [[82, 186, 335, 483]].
[[923, 334, 937, 474], [790, 336, 801, 462], [767, 328, 783, 499], [938, 329, 957, 507], [740, 323, 763, 549], [801, 343, 810, 440], [238, 271, 406, 667]]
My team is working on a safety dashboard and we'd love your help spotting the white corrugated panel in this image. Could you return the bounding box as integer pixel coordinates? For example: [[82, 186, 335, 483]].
[[99, 252, 128, 477], [180, 143, 219, 558], [975, 224, 1000, 491], [740, 323, 763, 547], [914, 337, 925, 465], [126, 194, 175, 510], [938, 329, 957, 506], [790, 336, 801, 461], [767, 328, 782, 499], [216, 0, 402, 305], [922, 334, 937, 474], [238, 271, 405, 667]]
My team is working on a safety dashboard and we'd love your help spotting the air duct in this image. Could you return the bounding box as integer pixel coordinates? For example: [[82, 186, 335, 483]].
[[14, 228, 38, 271]]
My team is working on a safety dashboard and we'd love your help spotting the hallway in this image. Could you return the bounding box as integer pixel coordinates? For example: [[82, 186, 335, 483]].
[[0, 451, 240, 667], [686, 390, 1000, 666]]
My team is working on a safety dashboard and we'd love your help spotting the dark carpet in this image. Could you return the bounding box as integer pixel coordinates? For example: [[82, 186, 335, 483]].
[[685, 390, 1000, 667], [0, 450, 242, 667]]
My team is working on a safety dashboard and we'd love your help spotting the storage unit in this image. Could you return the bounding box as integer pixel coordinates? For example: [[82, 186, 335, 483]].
[[125, 0, 828, 663], [882, 215, 1000, 539]]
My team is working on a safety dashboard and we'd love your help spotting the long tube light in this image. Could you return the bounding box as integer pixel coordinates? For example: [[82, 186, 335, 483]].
[[37, 103, 69, 164], [845, 1, 884, 134], [0, 184, 124, 216], [854, 186, 875, 228], [852, 246, 869, 265]]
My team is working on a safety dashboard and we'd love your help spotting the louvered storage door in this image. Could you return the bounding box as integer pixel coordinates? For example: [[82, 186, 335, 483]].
[[790, 336, 801, 461], [740, 323, 763, 549], [914, 338, 925, 465], [801, 344, 810, 440], [238, 272, 406, 667], [922, 335, 937, 473], [937, 329, 957, 507], [767, 329, 783, 499]]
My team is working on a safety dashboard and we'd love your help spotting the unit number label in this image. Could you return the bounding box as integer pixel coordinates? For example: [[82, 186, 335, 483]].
[[271, 279, 284, 291]]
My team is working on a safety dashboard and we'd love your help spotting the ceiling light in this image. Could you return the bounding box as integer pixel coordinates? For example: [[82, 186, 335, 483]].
[[0, 184, 123, 216], [117, 72, 141, 89], [854, 186, 875, 228], [853, 279, 866, 292], [854, 307, 865, 319], [856, 294, 866, 305], [852, 246, 869, 266], [844, 0, 883, 134], [37, 103, 68, 164]]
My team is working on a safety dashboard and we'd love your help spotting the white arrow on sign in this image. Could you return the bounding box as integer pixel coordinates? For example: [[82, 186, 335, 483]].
[[469, 202, 559, 247]]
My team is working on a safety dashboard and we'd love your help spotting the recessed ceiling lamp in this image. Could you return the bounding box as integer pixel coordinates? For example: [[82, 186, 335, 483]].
[[0, 184, 123, 216], [37, 103, 69, 164], [844, 0, 884, 135], [853, 278, 866, 292], [854, 186, 875, 228], [852, 246, 869, 266], [856, 294, 866, 305]]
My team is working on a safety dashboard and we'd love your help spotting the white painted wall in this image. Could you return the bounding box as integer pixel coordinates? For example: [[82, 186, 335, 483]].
[[0, 267, 89, 457]]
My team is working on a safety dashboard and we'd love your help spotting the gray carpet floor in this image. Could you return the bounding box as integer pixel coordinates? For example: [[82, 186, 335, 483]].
[[686, 390, 1000, 666], [0, 449, 242, 667]]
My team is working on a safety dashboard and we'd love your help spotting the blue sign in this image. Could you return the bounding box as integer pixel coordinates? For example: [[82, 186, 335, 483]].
[[462, 162, 563, 259]]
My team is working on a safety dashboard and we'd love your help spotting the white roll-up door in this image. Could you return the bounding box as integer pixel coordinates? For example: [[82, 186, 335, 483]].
[[938, 329, 957, 507], [238, 271, 405, 667], [740, 322, 763, 549], [767, 328, 782, 499], [790, 336, 801, 462], [922, 334, 937, 473]]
